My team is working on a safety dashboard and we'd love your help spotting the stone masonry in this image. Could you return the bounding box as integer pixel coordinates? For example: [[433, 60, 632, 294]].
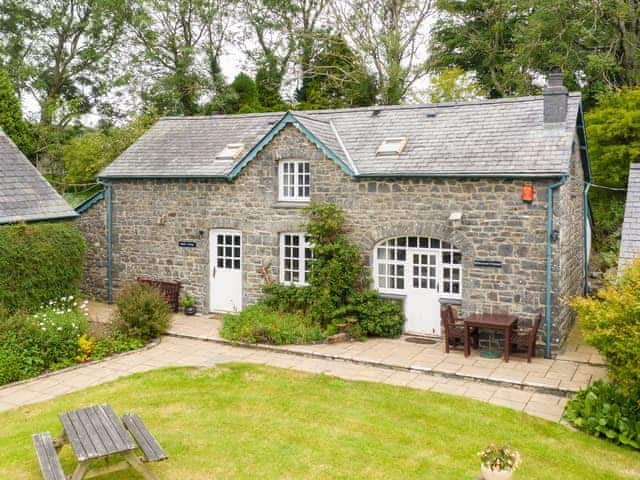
[[77, 124, 587, 354]]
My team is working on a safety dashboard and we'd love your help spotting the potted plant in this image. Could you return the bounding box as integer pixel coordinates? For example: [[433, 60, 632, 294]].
[[478, 444, 521, 480], [179, 294, 197, 315]]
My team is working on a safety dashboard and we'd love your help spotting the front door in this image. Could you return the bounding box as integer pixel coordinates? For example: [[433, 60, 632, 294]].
[[404, 250, 441, 336], [209, 230, 242, 312]]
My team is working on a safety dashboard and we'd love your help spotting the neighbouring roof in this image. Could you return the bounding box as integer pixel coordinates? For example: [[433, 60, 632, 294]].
[[99, 94, 583, 180], [0, 129, 77, 224], [619, 163, 640, 269]]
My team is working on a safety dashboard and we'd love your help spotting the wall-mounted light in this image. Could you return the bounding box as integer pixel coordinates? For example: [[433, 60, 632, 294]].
[[551, 229, 560, 242], [521, 182, 535, 202]]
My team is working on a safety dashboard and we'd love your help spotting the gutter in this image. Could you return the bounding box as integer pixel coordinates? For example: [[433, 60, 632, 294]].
[[98, 180, 113, 304], [545, 175, 569, 358], [583, 181, 591, 294]]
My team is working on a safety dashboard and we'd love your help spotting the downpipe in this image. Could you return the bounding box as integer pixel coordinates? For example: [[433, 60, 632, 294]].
[[98, 180, 113, 304]]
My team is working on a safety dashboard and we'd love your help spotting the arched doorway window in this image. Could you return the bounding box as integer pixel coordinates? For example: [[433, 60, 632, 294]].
[[374, 236, 462, 335]]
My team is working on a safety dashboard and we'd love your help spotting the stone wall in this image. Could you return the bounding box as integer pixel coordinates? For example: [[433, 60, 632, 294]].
[[84, 123, 585, 354], [76, 196, 108, 300]]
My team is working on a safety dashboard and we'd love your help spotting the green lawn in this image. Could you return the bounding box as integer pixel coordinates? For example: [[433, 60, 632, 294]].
[[1, 365, 638, 479]]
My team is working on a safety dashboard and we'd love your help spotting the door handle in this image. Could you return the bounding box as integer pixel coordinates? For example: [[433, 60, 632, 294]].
[[212, 266, 216, 278]]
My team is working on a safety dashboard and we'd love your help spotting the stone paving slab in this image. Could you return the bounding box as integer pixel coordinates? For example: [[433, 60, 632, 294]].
[[0, 336, 573, 423], [166, 312, 607, 396]]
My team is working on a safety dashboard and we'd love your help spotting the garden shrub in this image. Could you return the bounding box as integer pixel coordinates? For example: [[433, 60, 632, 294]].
[[261, 283, 314, 313], [564, 380, 640, 450], [0, 297, 88, 385], [305, 203, 367, 327], [349, 291, 404, 338], [220, 305, 325, 345], [570, 259, 640, 393], [0, 222, 85, 313], [114, 282, 170, 341]]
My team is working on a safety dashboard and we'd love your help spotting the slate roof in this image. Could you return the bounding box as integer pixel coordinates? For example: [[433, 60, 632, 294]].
[[0, 129, 77, 224], [99, 94, 583, 179], [619, 164, 640, 269]]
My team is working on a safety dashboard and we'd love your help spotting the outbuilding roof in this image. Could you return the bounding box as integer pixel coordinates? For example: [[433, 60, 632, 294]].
[[99, 94, 583, 180], [619, 163, 640, 270], [0, 129, 77, 224]]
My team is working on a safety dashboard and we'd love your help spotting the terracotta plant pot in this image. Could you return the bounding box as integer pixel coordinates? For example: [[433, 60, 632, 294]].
[[481, 465, 513, 480], [184, 306, 196, 316]]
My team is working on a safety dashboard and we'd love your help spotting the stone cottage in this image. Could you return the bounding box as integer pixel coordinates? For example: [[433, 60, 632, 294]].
[[78, 74, 591, 356], [0, 128, 77, 224]]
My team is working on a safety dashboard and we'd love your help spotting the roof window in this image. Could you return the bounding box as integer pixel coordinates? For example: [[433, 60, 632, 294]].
[[216, 143, 245, 160], [376, 137, 408, 156]]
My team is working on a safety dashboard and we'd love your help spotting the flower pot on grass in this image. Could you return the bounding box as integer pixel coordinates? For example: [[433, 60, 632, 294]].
[[478, 444, 521, 480]]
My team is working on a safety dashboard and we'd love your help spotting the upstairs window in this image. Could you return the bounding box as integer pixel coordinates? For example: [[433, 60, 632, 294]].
[[280, 233, 313, 285], [376, 137, 408, 156], [279, 160, 310, 201], [216, 143, 245, 160]]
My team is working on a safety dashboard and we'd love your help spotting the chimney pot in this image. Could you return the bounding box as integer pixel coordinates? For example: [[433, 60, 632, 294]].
[[544, 69, 568, 124]]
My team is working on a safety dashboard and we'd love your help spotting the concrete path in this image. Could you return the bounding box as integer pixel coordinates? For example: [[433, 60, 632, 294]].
[[0, 336, 570, 422]]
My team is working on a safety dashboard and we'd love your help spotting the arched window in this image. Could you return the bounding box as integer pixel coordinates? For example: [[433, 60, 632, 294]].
[[374, 236, 462, 297]]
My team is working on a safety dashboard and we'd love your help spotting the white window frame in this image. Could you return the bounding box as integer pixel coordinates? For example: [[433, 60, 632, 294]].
[[373, 236, 462, 298], [278, 160, 311, 202], [279, 233, 313, 285]]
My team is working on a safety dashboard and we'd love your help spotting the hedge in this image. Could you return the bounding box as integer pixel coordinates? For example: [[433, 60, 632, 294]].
[[0, 222, 85, 313]]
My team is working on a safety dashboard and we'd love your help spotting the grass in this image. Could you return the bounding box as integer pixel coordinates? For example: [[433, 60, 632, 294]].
[[1, 364, 638, 479]]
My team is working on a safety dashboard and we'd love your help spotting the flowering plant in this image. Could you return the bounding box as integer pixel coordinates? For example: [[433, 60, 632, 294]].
[[478, 444, 521, 472]]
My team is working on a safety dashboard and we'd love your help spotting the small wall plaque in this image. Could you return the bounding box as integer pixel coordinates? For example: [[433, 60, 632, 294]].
[[178, 241, 197, 248], [473, 259, 502, 268]]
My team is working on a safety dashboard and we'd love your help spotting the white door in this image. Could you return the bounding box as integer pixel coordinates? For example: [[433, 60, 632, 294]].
[[404, 250, 441, 336], [209, 230, 242, 312]]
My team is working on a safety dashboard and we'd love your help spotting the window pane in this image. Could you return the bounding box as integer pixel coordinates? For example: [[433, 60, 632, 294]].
[[453, 252, 462, 264], [377, 247, 386, 260], [217, 258, 224, 268], [408, 237, 417, 247], [234, 259, 240, 269], [397, 278, 404, 289], [430, 239, 440, 248], [397, 249, 406, 261], [419, 237, 428, 248], [452, 283, 460, 294], [225, 258, 232, 268], [234, 236, 241, 246], [443, 252, 451, 263]]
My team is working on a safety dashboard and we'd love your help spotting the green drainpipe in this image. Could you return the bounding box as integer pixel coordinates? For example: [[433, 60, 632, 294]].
[[545, 175, 569, 358], [583, 181, 591, 294], [98, 180, 113, 304]]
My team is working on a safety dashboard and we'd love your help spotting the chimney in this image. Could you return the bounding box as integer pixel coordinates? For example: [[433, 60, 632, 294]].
[[544, 68, 568, 124]]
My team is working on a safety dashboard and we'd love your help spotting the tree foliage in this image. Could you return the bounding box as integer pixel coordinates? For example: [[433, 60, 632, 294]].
[[297, 33, 377, 109], [427, 67, 485, 103], [61, 115, 155, 184], [0, 0, 129, 126], [0, 69, 31, 155], [334, 0, 434, 105]]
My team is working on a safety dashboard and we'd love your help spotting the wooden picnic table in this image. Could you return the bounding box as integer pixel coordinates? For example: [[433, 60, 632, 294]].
[[463, 313, 518, 362], [32, 404, 166, 480]]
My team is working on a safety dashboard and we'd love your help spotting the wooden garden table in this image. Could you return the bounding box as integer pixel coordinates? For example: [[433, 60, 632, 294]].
[[54, 404, 160, 480], [463, 313, 518, 362]]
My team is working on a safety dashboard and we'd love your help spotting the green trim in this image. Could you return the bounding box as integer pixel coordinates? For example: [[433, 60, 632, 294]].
[[75, 190, 105, 214], [355, 173, 568, 179], [98, 175, 227, 181], [545, 175, 569, 358], [228, 111, 354, 179], [583, 182, 591, 294]]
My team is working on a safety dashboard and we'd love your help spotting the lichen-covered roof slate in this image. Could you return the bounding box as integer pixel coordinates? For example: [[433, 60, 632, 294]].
[[100, 94, 582, 179], [619, 163, 640, 269], [0, 129, 77, 224]]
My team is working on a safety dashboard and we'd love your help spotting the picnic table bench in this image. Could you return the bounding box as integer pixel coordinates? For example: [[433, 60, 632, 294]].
[[32, 404, 167, 480]]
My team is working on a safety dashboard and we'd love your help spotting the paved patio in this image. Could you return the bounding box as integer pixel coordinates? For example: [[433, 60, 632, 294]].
[[0, 336, 571, 422], [1, 301, 603, 423], [167, 310, 608, 395]]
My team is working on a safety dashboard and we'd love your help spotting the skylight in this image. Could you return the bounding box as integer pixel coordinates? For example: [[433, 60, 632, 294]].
[[216, 143, 245, 160], [376, 137, 408, 156]]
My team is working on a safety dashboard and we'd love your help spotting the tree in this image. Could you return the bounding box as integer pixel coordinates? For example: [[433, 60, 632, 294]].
[[427, 67, 485, 103], [429, 0, 532, 99], [241, 0, 330, 108], [61, 115, 155, 184], [0, 69, 31, 155], [0, 0, 128, 126], [518, 0, 640, 104], [128, 0, 234, 116], [296, 33, 377, 109], [215, 73, 263, 113], [333, 0, 434, 105], [587, 88, 640, 188]]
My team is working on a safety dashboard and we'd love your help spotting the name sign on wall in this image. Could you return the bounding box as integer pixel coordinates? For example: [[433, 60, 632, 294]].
[[473, 259, 502, 268], [178, 241, 197, 248]]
